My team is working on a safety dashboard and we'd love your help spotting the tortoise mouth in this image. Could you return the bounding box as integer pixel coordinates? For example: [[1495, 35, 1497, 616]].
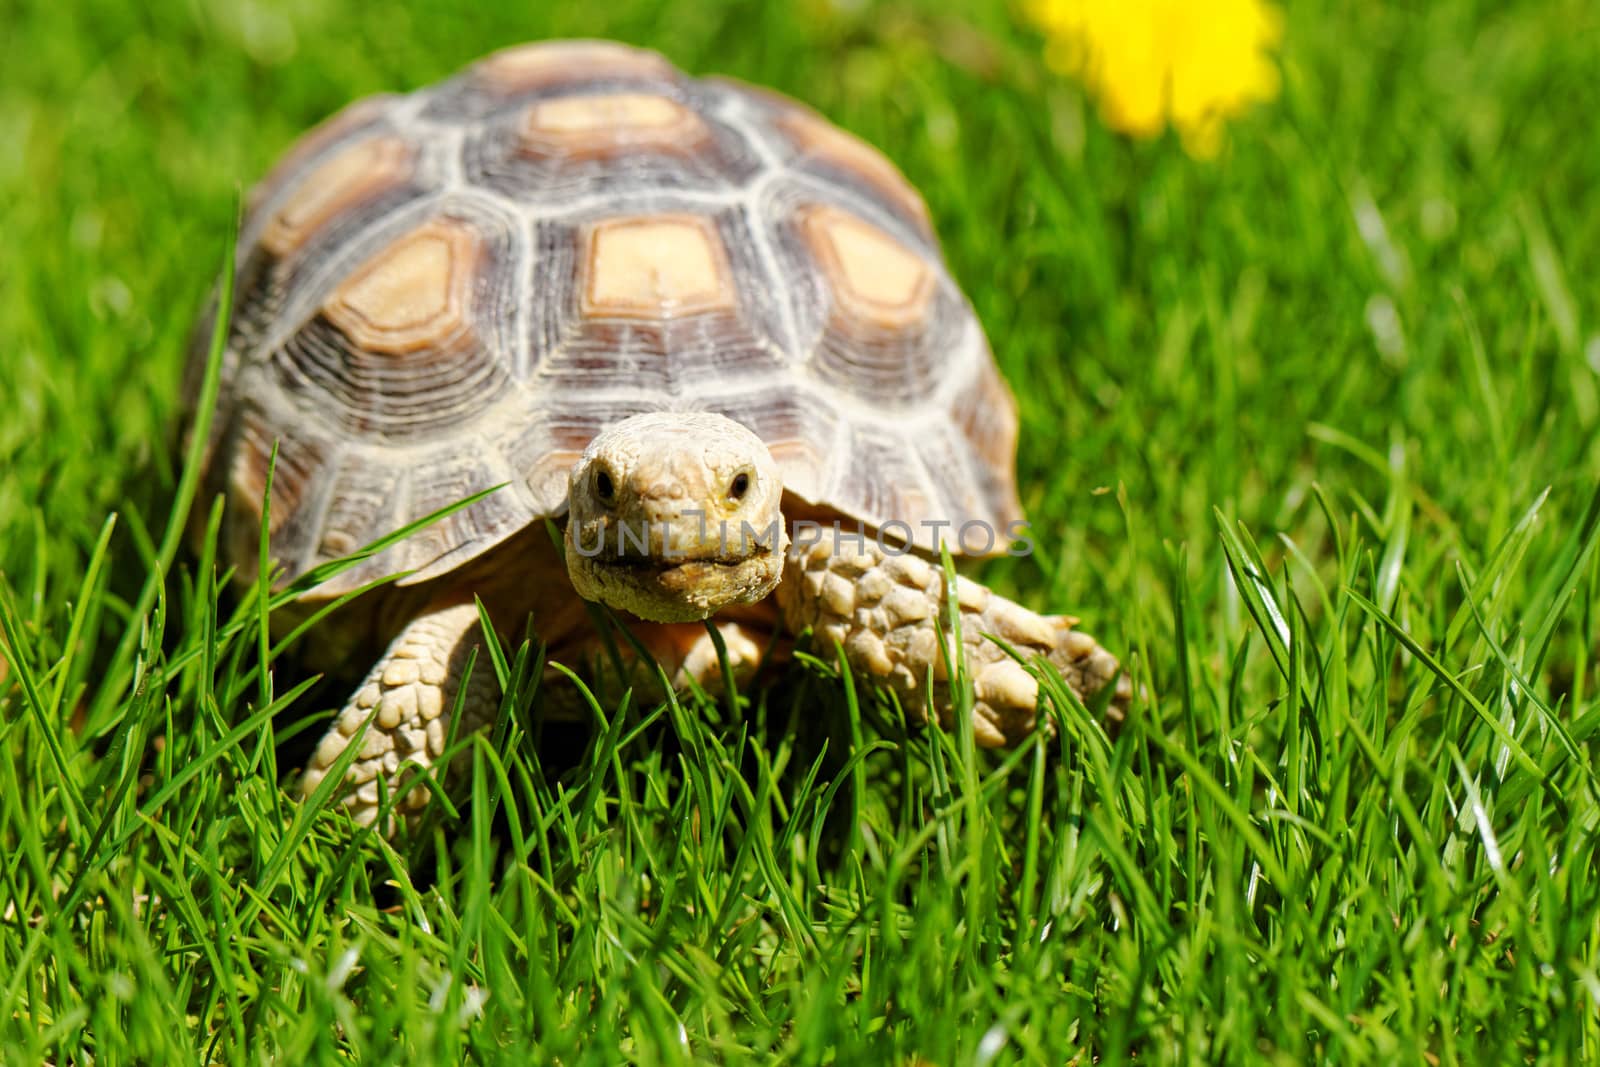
[[567, 540, 786, 623], [605, 546, 779, 588], [647, 552, 766, 589]]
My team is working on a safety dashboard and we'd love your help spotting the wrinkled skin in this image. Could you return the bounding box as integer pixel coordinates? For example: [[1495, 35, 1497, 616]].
[[565, 413, 789, 623]]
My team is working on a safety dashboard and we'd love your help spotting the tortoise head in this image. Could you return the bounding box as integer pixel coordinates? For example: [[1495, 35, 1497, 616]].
[[564, 412, 788, 622]]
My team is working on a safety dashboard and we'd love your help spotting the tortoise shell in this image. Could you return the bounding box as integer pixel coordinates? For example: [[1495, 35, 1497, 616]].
[[196, 40, 1022, 600]]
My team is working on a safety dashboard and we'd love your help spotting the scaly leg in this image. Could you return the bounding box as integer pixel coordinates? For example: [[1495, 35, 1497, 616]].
[[777, 538, 1129, 746], [300, 601, 499, 827]]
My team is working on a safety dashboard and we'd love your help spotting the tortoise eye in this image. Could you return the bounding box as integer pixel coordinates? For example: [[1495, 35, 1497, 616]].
[[728, 471, 751, 501], [595, 469, 616, 504]]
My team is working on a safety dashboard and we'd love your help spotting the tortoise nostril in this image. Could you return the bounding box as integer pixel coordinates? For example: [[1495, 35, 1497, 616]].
[[728, 471, 751, 501], [640, 480, 684, 501]]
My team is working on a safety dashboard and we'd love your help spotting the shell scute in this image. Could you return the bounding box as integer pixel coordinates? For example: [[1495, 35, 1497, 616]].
[[526, 207, 791, 398], [766, 190, 960, 409], [388, 443, 536, 587], [268, 204, 524, 443], [213, 400, 341, 580], [261, 136, 415, 259], [702, 76, 934, 241], [228, 107, 426, 379], [313, 458, 402, 563], [245, 94, 401, 219], [582, 213, 736, 320], [321, 218, 480, 356], [799, 205, 935, 329], [471, 40, 680, 97], [424, 40, 689, 123], [462, 91, 763, 204]]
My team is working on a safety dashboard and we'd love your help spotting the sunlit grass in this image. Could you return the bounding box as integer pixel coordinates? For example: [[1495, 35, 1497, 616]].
[[3, 0, 1600, 1061]]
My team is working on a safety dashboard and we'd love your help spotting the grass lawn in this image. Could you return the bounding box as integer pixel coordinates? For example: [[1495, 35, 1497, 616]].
[[4, 0, 1600, 1061]]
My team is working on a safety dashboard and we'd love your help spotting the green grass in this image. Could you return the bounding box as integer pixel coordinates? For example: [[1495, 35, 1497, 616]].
[[4, 0, 1600, 1061]]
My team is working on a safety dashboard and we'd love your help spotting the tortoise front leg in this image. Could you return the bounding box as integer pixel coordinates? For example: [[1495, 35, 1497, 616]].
[[777, 538, 1128, 745], [640, 621, 769, 694], [300, 600, 499, 828], [541, 619, 772, 717]]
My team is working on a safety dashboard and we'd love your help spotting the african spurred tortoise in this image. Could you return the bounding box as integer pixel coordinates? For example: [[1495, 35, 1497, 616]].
[[190, 40, 1129, 827]]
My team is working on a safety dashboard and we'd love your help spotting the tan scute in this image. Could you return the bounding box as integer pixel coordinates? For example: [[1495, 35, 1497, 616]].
[[802, 205, 934, 329], [521, 93, 708, 158], [261, 136, 412, 257], [582, 215, 736, 320], [323, 220, 480, 354], [473, 40, 676, 93]]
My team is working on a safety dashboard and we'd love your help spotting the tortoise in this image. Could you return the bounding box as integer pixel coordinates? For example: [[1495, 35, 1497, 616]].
[[190, 39, 1129, 828]]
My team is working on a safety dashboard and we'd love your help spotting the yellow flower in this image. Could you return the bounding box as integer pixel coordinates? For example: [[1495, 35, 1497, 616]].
[[1025, 0, 1283, 157]]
